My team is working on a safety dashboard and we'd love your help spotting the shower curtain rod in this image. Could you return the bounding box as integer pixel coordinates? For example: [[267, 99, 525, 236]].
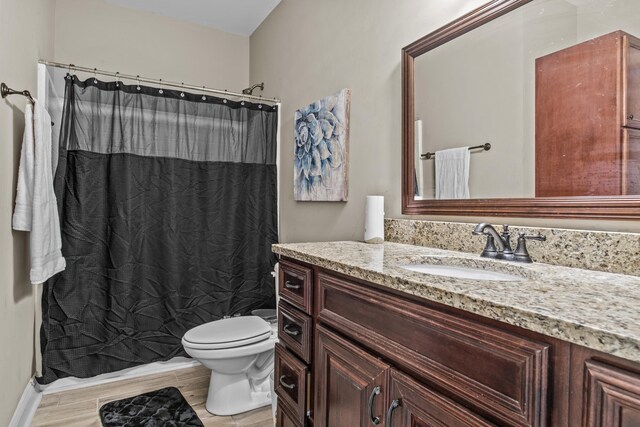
[[38, 60, 281, 104]]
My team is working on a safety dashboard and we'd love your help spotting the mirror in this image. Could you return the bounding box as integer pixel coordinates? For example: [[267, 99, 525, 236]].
[[402, 0, 640, 219]]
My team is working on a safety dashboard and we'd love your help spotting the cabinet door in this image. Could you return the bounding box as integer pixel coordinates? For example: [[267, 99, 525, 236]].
[[622, 128, 640, 195], [314, 325, 390, 427], [624, 34, 640, 130], [582, 360, 640, 427], [386, 369, 495, 427]]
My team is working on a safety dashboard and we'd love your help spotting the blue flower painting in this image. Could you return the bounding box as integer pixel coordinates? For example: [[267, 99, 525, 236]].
[[294, 89, 351, 201]]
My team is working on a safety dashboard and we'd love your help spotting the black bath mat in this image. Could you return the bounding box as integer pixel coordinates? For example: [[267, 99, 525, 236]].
[[99, 386, 204, 427]]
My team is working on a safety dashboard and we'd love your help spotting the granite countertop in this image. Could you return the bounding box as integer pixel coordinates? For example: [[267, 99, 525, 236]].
[[272, 241, 640, 363]]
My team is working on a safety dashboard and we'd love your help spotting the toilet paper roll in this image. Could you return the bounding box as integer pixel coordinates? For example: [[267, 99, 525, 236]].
[[364, 196, 384, 244]]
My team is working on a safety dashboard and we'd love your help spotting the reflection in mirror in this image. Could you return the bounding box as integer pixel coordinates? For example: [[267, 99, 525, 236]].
[[413, 0, 640, 201]]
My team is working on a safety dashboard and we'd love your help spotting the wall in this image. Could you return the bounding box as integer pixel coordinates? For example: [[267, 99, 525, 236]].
[[54, 0, 250, 92], [0, 0, 55, 424], [250, 0, 640, 243]]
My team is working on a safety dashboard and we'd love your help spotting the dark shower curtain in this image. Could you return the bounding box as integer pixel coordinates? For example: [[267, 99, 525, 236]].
[[39, 75, 278, 384]]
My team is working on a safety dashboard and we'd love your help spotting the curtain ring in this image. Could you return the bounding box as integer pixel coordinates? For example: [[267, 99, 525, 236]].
[[66, 63, 73, 79], [201, 86, 206, 101], [223, 89, 228, 103], [159, 79, 164, 94], [258, 94, 263, 109], [115, 72, 120, 87], [136, 75, 141, 91], [180, 83, 185, 98], [240, 94, 245, 106]]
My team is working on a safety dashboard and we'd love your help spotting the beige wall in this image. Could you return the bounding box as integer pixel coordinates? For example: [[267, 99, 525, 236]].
[[251, 0, 640, 242], [54, 0, 250, 91], [0, 0, 55, 424]]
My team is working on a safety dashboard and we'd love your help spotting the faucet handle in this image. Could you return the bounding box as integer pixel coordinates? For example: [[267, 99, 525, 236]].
[[522, 232, 546, 242], [514, 232, 547, 263]]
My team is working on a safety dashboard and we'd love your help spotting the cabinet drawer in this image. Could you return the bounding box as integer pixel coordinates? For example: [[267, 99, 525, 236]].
[[316, 272, 551, 427], [279, 259, 313, 314], [278, 301, 313, 363], [277, 403, 303, 427], [275, 344, 308, 426]]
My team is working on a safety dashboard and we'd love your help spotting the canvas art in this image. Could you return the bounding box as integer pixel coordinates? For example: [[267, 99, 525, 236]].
[[294, 88, 351, 201]]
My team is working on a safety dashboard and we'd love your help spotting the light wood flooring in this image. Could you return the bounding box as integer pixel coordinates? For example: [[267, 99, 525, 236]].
[[31, 364, 274, 427]]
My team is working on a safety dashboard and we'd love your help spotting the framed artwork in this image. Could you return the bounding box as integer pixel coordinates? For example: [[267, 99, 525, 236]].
[[294, 88, 350, 201]]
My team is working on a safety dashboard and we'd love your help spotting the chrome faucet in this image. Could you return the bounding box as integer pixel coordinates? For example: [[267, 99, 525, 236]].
[[472, 223, 546, 263]]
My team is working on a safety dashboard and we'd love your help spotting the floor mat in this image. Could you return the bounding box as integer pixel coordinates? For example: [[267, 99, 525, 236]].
[[99, 386, 204, 427]]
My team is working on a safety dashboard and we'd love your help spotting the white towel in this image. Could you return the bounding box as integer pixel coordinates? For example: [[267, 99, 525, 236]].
[[12, 100, 66, 284], [435, 147, 470, 199]]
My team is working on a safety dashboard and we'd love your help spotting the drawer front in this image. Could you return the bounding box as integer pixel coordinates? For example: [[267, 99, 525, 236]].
[[279, 259, 313, 314], [275, 344, 308, 426], [316, 272, 551, 427], [278, 301, 313, 363], [277, 403, 303, 427]]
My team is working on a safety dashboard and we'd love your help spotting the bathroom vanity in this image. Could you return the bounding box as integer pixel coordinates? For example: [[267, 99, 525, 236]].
[[272, 241, 640, 427]]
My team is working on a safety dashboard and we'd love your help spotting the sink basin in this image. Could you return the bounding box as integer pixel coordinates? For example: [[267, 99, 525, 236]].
[[400, 264, 524, 282]]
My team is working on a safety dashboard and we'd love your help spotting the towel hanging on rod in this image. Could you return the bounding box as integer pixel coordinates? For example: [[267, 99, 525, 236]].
[[1, 82, 35, 104], [421, 143, 491, 160]]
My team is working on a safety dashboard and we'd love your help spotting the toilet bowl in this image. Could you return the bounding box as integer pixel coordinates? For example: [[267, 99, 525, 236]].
[[182, 315, 278, 416]]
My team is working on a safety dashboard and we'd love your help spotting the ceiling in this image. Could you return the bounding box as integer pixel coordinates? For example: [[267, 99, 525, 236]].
[[103, 0, 281, 36]]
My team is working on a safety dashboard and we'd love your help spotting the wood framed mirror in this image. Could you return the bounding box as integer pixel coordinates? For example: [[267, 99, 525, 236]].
[[402, 0, 640, 220]]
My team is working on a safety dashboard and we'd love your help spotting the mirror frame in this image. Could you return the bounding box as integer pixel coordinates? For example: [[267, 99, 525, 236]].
[[402, 0, 640, 220]]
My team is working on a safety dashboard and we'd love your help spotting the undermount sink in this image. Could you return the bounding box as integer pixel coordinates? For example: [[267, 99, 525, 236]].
[[400, 263, 524, 282]]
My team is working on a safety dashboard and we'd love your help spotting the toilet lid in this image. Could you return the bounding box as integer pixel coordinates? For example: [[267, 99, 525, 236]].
[[183, 316, 272, 348]]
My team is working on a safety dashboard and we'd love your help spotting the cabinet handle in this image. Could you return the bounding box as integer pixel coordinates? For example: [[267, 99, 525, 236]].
[[283, 324, 301, 336], [367, 386, 381, 425], [385, 399, 400, 427], [284, 280, 301, 290], [279, 375, 296, 390]]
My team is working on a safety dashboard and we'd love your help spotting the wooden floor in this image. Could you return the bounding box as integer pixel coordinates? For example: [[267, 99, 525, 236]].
[[31, 364, 274, 427]]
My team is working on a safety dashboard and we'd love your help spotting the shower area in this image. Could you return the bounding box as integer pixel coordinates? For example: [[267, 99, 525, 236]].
[[37, 63, 279, 384]]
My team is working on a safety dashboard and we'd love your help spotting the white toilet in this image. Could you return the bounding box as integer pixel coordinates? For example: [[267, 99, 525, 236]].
[[182, 315, 278, 416]]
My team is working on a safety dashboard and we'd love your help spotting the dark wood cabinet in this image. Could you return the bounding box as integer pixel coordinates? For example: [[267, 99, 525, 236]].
[[570, 346, 640, 427], [314, 325, 390, 427], [315, 271, 552, 426], [536, 31, 640, 197], [275, 344, 308, 425], [387, 368, 494, 427], [275, 257, 640, 427], [277, 403, 303, 427], [275, 259, 315, 426]]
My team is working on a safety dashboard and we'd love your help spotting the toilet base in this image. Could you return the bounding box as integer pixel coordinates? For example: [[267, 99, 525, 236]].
[[205, 370, 273, 416]]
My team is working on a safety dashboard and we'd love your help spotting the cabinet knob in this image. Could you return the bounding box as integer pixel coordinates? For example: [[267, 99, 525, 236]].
[[629, 114, 635, 120]]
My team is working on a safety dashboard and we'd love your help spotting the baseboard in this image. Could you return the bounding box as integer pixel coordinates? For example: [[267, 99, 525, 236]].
[[39, 357, 200, 395], [8, 378, 42, 427]]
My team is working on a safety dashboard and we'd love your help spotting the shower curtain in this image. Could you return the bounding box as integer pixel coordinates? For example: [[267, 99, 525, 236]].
[[39, 75, 278, 384]]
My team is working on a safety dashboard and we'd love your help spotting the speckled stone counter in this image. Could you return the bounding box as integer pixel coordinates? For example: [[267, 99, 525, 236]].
[[273, 241, 640, 363]]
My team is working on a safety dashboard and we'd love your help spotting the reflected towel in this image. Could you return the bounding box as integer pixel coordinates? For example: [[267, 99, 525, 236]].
[[435, 147, 470, 199], [12, 100, 66, 284]]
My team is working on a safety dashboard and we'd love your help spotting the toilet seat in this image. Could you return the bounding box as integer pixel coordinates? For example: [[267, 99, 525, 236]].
[[183, 316, 272, 350]]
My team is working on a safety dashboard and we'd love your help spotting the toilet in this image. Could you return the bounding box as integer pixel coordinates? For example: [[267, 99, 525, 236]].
[[182, 315, 278, 416]]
